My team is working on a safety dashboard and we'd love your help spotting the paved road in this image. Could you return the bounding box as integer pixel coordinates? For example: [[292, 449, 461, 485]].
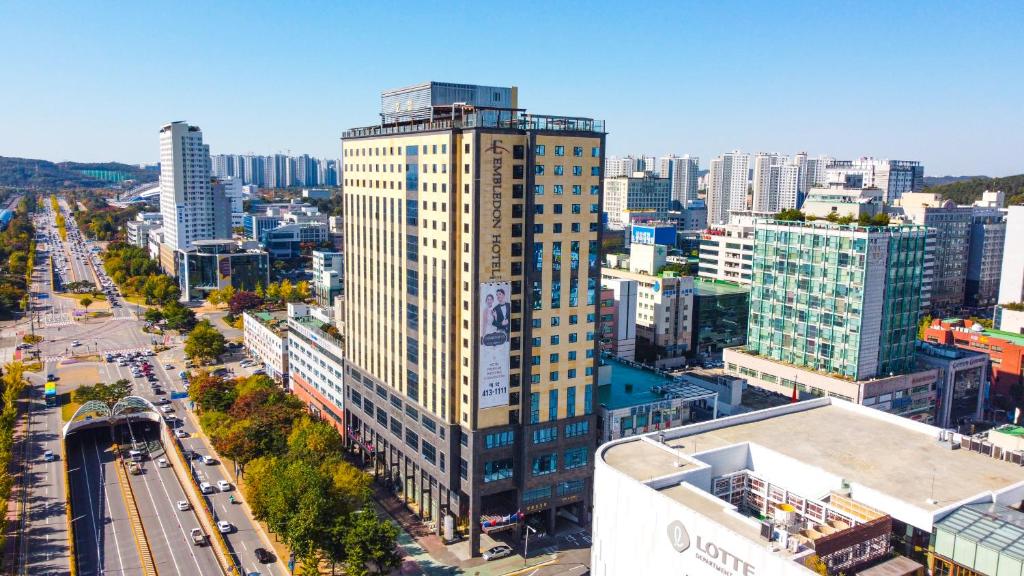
[[67, 427, 144, 576], [98, 361, 223, 576], [56, 197, 96, 288]]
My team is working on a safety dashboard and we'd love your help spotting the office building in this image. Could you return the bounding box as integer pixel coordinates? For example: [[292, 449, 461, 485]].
[[125, 212, 162, 248], [924, 318, 1024, 406], [914, 341, 987, 430], [697, 216, 756, 286], [261, 221, 329, 258], [826, 158, 924, 203], [658, 155, 700, 208], [312, 250, 344, 308], [745, 220, 927, 382], [242, 214, 282, 244], [692, 278, 749, 354], [158, 121, 215, 270], [341, 82, 603, 553], [243, 310, 290, 382], [303, 188, 331, 200], [707, 151, 749, 225], [996, 305, 1024, 334], [602, 267, 693, 369], [898, 192, 973, 312], [213, 176, 245, 228], [174, 239, 270, 301], [998, 206, 1024, 306], [287, 303, 347, 434], [800, 184, 884, 220], [599, 279, 637, 361], [966, 205, 1006, 307], [603, 172, 671, 230], [592, 397, 1024, 576]]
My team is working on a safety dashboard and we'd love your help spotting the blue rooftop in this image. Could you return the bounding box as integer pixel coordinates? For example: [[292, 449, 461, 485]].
[[599, 358, 716, 410]]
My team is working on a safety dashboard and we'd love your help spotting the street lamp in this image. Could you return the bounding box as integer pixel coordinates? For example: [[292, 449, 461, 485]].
[[523, 524, 537, 566]]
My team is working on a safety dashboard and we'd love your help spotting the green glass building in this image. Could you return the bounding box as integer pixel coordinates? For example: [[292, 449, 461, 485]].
[[747, 220, 927, 381]]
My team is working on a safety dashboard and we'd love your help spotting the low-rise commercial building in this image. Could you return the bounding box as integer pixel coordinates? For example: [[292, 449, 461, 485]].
[[262, 221, 329, 258], [914, 341, 987, 430], [923, 317, 1024, 407], [593, 398, 1024, 576], [174, 239, 270, 301], [242, 310, 289, 382], [724, 347, 940, 422], [286, 303, 346, 434], [596, 357, 718, 443], [800, 183, 884, 220]]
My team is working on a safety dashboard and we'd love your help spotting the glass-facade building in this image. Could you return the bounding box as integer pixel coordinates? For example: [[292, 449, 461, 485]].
[[747, 220, 926, 381]]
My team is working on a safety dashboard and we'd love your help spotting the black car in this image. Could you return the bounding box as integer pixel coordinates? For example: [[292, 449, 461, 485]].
[[254, 547, 275, 563]]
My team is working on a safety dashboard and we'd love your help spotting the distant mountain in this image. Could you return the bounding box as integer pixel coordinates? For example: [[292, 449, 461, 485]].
[[924, 175, 986, 187], [0, 156, 158, 189], [926, 175, 1024, 206]]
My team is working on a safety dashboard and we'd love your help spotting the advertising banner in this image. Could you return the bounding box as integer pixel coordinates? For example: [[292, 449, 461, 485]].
[[478, 281, 511, 409]]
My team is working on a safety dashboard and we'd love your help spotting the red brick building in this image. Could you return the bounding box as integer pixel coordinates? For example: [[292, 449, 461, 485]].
[[923, 318, 1024, 407]]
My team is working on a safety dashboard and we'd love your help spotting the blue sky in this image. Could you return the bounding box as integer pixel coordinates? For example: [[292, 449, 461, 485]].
[[1, 1, 1021, 176]]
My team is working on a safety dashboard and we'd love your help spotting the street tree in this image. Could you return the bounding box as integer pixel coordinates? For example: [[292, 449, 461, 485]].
[[343, 510, 401, 576], [79, 297, 93, 313], [228, 290, 263, 315], [184, 320, 226, 364]]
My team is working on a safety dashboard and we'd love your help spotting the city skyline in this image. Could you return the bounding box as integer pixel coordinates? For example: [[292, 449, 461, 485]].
[[1, 1, 1022, 176]]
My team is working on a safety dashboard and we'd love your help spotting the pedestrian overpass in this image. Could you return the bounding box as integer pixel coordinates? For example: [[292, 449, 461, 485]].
[[62, 396, 163, 438]]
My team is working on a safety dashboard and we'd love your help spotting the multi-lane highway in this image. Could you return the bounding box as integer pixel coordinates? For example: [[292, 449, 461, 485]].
[[27, 196, 283, 575], [66, 427, 144, 576]]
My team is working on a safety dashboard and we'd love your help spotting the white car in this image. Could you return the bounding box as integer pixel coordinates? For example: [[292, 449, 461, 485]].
[[177, 500, 190, 511], [71, 340, 81, 347], [174, 429, 187, 438], [217, 480, 231, 492], [160, 406, 174, 413], [43, 450, 54, 462], [199, 482, 214, 494], [217, 520, 232, 533], [201, 455, 215, 465], [157, 457, 169, 468]]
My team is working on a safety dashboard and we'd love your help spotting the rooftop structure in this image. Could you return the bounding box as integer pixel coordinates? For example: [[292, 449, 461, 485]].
[[593, 398, 1024, 576]]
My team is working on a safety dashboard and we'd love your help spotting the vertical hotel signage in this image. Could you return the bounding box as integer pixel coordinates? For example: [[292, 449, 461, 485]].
[[478, 134, 513, 409]]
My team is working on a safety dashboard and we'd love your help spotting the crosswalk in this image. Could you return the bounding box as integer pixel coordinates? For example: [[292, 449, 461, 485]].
[[43, 346, 153, 363]]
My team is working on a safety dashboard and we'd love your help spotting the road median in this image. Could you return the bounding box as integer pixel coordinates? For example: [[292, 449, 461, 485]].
[[111, 443, 158, 576]]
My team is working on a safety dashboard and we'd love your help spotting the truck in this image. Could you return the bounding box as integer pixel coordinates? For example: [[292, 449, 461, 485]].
[[190, 528, 207, 546], [128, 461, 141, 475], [44, 382, 56, 407]]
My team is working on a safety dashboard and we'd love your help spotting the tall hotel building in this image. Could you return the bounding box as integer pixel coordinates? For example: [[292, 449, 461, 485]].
[[159, 121, 213, 268], [341, 82, 604, 554]]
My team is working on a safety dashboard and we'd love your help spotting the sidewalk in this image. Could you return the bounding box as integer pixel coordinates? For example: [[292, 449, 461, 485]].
[[370, 481, 557, 576]]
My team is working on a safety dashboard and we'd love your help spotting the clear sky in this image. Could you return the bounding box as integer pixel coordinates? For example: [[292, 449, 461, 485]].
[[1, 1, 1021, 176]]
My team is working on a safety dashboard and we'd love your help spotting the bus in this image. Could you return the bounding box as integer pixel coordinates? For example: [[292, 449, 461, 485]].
[[44, 382, 56, 407]]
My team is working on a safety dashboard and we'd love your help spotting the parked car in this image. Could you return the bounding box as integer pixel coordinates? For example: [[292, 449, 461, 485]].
[[483, 544, 513, 561]]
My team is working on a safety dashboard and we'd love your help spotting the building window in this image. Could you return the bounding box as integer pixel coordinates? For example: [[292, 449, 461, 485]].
[[558, 479, 585, 496], [548, 389, 558, 420], [523, 485, 551, 503], [532, 426, 557, 444], [564, 447, 588, 470], [554, 165, 564, 176], [530, 392, 540, 423], [484, 458, 514, 482], [405, 429, 419, 450], [565, 421, 589, 438], [421, 441, 436, 465], [460, 458, 468, 480], [531, 453, 558, 476], [535, 165, 545, 175], [485, 430, 515, 449], [535, 145, 546, 156], [566, 386, 576, 418], [390, 417, 402, 437], [584, 384, 593, 415]]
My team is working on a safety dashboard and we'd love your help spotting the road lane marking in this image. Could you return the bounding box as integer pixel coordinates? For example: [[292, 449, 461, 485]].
[[77, 439, 103, 572], [91, 435, 127, 575]]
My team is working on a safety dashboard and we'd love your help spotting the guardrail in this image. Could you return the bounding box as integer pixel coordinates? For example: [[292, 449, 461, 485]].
[[161, 425, 235, 575], [110, 443, 158, 576], [62, 427, 77, 576]]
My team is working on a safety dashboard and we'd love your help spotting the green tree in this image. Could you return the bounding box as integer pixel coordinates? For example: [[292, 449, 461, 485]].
[[143, 308, 163, 324], [343, 511, 401, 576], [73, 379, 132, 409], [79, 297, 93, 313], [184, 320, 226, 364], [775, 209, 806, 222], [162, 300, 196, 331], [187, 371, 238, 413], [918, 314, 933, 340]]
